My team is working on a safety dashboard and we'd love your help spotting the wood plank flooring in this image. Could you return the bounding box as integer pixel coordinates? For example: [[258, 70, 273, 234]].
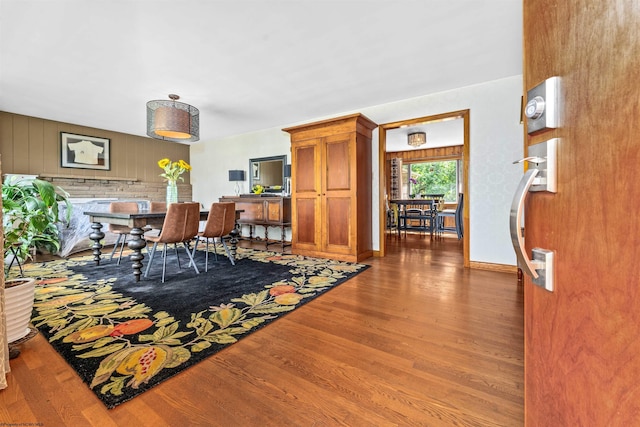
[[1, 234, 524, 426]]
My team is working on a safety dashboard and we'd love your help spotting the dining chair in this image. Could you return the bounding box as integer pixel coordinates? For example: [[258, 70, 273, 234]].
[[108, 201, 139, 264], [149, 201, 166, 212], [191, 202, 236, 271], [144, 202, 201, 282], [436, 193, 463, 239], [144, 201, 167, 237]]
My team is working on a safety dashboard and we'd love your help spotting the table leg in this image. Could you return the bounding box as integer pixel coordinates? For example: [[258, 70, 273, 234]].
[[127, 227, 146, 282], [229, 225, 240, 259], [89, 222, 105, 265], [281, 225, 286, 251]]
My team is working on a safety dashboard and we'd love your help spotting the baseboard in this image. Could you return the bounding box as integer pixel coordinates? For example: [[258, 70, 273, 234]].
[[469, 261, 518, 274]]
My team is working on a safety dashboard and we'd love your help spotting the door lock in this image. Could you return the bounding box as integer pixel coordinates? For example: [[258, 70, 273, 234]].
[[525, 76, 560, 134]]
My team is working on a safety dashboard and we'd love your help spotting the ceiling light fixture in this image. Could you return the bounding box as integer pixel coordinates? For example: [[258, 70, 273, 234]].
[[407, 131, 426, 147], [146, 94, 199, 143]]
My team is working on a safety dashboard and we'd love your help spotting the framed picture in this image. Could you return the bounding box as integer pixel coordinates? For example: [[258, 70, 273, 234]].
[[252, 162, 260, 180], [61, 132, 110, 170]]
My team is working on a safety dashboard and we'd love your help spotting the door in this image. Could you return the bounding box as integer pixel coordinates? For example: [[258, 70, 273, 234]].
[[323, 132, 354, 256], [291, 139, 321, 251], [524, 1, 640, 424]]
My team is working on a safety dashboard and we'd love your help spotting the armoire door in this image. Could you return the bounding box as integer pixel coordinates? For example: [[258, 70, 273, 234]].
[[291, 139, 321, 252], [322, 132, 355, 256]]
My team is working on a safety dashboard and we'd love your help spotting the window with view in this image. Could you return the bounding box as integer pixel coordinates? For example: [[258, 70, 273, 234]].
[[402, 160, 460, 202]]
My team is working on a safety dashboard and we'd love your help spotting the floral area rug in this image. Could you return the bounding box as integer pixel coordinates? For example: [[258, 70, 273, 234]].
[[16, 248, 369, 408]]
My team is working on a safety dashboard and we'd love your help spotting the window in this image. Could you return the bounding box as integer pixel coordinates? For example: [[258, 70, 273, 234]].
[[402, 160, 460, 202]]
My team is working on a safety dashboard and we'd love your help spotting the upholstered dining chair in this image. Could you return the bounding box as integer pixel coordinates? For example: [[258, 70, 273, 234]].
[[144, 201, 167, 237], [436, 193, 463, 239], [191, 202, 236, 271], [149, 201, 166, 212], [144, 202, 201, 282], [108, 201, 139, 264]]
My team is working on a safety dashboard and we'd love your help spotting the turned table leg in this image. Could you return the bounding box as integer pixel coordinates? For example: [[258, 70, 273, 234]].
[[127, 227, 146, 282], [89, 222, 105, 265], [228, 225, 240, 260]]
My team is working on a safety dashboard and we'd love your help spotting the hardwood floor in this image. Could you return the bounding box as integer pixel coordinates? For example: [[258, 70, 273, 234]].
[[1, 234, 524, 426]]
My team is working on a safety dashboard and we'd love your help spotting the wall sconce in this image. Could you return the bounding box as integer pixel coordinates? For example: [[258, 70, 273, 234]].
[[228, 170, 245, 196], [407, 131, 426, 147], [147, 94, 199, 143]]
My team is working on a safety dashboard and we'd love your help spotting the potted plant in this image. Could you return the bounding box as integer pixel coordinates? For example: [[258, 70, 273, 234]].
[[2, 176, 71, 353], [3, 176, 71, 268], [5, 276, 37, 344]]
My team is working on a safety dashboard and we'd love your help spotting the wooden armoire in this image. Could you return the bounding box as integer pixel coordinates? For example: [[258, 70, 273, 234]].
[[283, 113, 377, 262]]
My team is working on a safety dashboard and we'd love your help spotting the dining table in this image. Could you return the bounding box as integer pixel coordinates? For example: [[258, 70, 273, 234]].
[[83, 209, 242, 282], [390, 198, 442, 237]]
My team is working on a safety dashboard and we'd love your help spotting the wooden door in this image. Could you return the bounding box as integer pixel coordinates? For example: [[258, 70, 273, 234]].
[[524, 1, 640, 424], [322, 132, 355, 256], [291, 139, 321, 252]]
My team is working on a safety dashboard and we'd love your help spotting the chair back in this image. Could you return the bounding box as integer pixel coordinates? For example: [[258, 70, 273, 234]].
[[202, 202, 236, 238], [156, 202, 200, 243], [108, 201, 138, 232], [405, 208, 423, 216], [455, 193, 464, 230], [149, 202, 166, 212]]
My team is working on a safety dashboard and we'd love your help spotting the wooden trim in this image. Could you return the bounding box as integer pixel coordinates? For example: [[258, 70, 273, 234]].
[[385, 145, 463, 162], [378, 109, 470, 268], [378, 124, 387, 257], [469, 261, 518, 274], [38, 173, 138, 182]]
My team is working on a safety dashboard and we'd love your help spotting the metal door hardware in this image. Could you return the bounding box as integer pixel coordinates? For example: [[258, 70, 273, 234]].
[[509, 139, 558, 291], [512, 138, 558, 193], [525, 76, 560, 134]]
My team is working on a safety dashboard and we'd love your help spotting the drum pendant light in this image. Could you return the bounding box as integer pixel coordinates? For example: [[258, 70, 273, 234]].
[[407, 131, 426, 147], [147, 94, 200, 142]]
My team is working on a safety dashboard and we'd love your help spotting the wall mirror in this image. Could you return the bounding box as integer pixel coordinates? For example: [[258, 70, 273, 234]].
[[249, 155, 286, 193]]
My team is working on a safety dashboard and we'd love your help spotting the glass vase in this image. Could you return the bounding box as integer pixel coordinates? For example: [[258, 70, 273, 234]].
[[166, 181, 178, 205]]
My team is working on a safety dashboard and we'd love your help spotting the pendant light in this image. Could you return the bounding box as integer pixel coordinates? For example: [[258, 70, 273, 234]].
[[407, 131, 426, 147], [146, 94, 199, 142]]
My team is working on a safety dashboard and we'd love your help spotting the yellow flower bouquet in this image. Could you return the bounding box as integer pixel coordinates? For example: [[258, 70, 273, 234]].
[[158, 158, 191, 183]]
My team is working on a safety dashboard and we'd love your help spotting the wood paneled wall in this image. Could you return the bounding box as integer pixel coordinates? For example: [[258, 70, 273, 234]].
[[385, 145, 463, 162], [0, 111, 192, 200]]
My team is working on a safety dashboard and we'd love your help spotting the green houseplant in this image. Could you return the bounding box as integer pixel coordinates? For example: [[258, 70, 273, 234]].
[[2, 176, 71, 268], [2, 176, 70, 354]]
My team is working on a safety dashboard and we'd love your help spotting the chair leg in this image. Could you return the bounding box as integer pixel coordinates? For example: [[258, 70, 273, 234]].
[[190, 236, 200, 268], [109, 234, 123, 261], [221, 239, 235, 266], [161, 243, 169, 283], [144, 242, 158, 278], [212, 239, 219, 262], [182, 241, 200, 275], [116, 234, 128, 265], [205, 238, 211, 272]]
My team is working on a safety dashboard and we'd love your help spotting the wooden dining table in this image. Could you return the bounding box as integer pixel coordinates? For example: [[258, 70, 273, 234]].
[[390, 198, 441, 237], [83, 209, 241, 282]]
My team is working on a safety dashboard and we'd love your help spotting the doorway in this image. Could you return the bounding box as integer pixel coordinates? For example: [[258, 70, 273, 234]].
[[377, 109, 470, 267]]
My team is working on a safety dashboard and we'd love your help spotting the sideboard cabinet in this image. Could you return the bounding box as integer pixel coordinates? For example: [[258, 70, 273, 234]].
[[283, 113, 377, 262], [219, 195, 291, 226]]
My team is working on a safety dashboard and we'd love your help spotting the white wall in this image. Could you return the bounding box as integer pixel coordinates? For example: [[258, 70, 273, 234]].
[[191, 75, 524, 266]]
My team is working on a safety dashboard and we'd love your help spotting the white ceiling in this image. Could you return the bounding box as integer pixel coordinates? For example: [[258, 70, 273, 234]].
[[0, 0, 522, 144]]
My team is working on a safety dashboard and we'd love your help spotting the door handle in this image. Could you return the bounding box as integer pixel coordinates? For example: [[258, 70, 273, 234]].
[[510, 168, 544, 279]]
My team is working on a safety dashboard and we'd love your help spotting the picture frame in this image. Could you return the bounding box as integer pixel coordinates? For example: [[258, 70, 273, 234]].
[[61, 132, 110, 170], [252, 162, 260, 180]]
